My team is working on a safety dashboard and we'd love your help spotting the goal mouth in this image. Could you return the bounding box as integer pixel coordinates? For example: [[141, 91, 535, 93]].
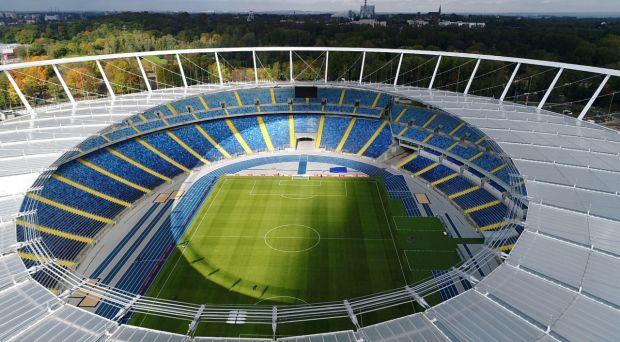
[[291, 175, 310, 180]]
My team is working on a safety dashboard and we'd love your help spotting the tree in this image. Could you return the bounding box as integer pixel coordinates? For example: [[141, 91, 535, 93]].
[[15, 27, 36, 44], [63, 65, 100, 98]]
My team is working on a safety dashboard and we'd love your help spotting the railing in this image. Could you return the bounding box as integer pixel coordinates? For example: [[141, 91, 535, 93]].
[[4, 46, 601, 337], [1, 47, 618, 122], [16, 149, 523, 336]]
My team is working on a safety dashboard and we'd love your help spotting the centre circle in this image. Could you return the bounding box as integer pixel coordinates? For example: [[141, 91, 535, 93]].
[[263, 224, 321, 253]]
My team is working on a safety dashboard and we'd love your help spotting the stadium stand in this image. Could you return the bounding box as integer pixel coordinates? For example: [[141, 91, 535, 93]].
[[319, 116, 353, 150], [341, 119, 384, 154], [7, 44, 620, 342], [262, 114, 291, 149]]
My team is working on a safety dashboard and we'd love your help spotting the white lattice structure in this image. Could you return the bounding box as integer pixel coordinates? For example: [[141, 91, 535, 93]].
[[0, 48, 619, 341]]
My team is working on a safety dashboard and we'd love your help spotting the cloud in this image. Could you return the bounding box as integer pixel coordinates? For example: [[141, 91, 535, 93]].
[[1, 0, 618, 13]]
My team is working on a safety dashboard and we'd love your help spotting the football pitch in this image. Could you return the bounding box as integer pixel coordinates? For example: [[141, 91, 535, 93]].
[[131, 176, 481, 337]]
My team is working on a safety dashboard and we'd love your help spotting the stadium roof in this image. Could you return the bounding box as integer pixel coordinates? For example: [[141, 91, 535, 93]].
[[1, 47, 619, 341]]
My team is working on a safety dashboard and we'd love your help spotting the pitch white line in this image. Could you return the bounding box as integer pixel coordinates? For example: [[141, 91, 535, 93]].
[[263, 224, 321, 253], [254, 296, 309, 305], [196, 235, 391, 241], [373, 181, 410, 285], [249, 179, 348, 199], [138, 179, 228, 325], [277, 180, 324, 186]]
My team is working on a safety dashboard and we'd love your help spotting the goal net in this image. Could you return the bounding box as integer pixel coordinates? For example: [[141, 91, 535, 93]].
[[291, 175, 310, 181]]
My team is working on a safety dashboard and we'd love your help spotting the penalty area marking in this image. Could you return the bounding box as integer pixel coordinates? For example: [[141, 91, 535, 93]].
[[277, 179, 323, 186], [263, 224, 321, 253], [249, 180, 348, 200]]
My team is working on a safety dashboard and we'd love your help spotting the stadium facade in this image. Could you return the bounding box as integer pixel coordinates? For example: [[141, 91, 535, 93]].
[[0, 47, 619, 341]]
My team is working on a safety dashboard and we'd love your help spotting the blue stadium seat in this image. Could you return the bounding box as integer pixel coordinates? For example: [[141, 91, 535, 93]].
[[166, 114, 194, 126], [320, 116, 351, 150], [114, 139, 184, 178], [227, 106, 258, 116], [237, 88, 271, 106], [170, 96, 208, 113], [402, 127, 430, 142], [294, 115, 320, 133], [56, 157, 149, 201], [203, 91, 238, 108], [363, 124, 392, 158], [105, 127, 136, 142], [472, 153, 504, 171], [449, 144, 479, 160], [169, 125, 226, 162], [196, 108, 226, 119], [78, 136, 108, 152], [230, 116, 267, 152], [426, 135, 454, 150], [141, 132, 201, 169], [452, 188, 497, 209], [262, 115, 290, 149], [468, 203, 509, 227], [317, 88, 341, 103], [135, 121, 166, 133], [426, 113, 460, 133], [419, 164, 455, 183], [435, 176, 474, 195], [198, 120, 245, 156], [402, 155, 435, 174], [39, 177, 125, 219], [343, 89, 376, 107], [274, 88, 294, 103], [33, 201, 106, 238], [341, 119, 383, 154]]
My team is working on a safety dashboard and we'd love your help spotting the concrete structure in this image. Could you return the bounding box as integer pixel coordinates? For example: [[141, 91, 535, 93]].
[[0, 47, 619, 341]]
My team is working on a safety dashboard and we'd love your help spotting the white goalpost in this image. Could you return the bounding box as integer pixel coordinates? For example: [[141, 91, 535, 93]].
[[291, 175, 310, 181]]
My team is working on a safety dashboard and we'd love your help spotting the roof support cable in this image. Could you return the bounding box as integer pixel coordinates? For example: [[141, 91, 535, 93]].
[[186, 304, 205, 338], [343, 300, 360, 330], [272, 306, 278, 340], [405, 285, 430, 309]]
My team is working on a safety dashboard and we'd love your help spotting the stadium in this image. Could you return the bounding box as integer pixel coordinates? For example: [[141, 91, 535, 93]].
[[0, 47, 619, 341]]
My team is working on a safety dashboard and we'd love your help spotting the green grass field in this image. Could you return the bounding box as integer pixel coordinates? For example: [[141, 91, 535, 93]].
[[130, 176, 482, 337]]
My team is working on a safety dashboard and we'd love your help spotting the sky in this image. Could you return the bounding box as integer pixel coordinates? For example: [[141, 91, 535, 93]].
[[1, 0, 619, 14]]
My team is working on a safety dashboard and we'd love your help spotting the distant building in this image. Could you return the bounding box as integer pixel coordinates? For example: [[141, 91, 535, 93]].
[[360, 0, 375, 20], [439, 21, 486, 28], [1, 12, 17, 19], [1, 44, 20, 64], [407, 19, 429, 27], [44, 14, 60, 21], [428, 5, 442, 23], [353, 19, 386, 27]]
